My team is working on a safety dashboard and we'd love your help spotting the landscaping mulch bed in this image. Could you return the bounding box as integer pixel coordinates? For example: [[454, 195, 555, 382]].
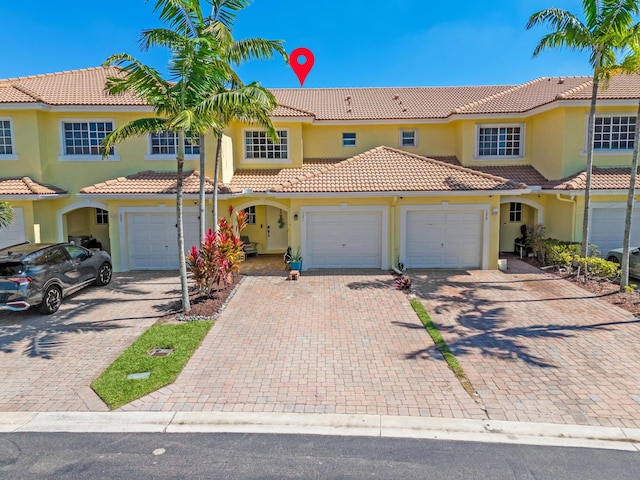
[[157, 273, 243, 324], [520, 258, 640, 316]]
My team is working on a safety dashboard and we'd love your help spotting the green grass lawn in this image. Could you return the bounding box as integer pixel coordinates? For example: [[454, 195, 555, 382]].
[[91, 320, 213, 410]]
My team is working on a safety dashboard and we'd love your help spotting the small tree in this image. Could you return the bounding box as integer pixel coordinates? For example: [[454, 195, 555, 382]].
[[0, 201, 13, 230], [187, 205, 246, 295]]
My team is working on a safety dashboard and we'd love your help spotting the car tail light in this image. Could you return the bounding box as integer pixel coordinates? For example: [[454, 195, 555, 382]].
[[7, 277, 31, 286]]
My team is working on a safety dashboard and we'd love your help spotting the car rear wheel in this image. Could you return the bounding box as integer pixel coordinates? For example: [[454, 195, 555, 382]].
[[39, 285, 62, 314], [607, 256, 621, 264], [95, 262, 112, 286]]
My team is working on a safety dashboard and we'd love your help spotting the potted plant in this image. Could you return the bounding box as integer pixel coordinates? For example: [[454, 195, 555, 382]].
[[290, 249, 303, 271]]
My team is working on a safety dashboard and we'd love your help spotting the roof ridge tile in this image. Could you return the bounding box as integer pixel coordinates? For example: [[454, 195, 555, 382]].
[[556, 79, 593, 99], [453, 78, 545, 114]]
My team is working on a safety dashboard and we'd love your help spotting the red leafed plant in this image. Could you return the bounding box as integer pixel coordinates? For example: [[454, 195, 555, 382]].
[[187, 206, 247, 295]]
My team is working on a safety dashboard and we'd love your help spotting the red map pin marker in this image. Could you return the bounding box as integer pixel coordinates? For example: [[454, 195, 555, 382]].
[[289, 47, 314, 87]]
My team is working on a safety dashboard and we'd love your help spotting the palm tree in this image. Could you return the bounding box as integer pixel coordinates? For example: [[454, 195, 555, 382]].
[[527, 0, 640, 257], [0, 200, 13, 230], [145, 0, 287, 239], [615, 31, 640, 289], [101, 33, 232, 312]]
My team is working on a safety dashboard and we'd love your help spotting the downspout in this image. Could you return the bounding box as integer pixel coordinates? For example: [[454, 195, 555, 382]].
[[556, 194, 576, 242], [390, 196, 403, 274]]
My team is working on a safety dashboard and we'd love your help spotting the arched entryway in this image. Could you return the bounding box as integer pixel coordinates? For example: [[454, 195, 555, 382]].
[[233, 200, 290, 253], [498, 197, 544, 253], [58, 202, 111, 253]]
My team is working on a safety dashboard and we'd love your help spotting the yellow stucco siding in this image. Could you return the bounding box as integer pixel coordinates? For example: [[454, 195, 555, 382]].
[[300, 124, 457, 159], [2, 110, 43, 179], [528, 108, 566, 180]]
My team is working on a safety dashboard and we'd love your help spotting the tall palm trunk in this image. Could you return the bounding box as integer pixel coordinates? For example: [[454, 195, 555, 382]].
[[177, 130, 191, 312], [620, 97, 640, 289], [212, 133, 223, 230], [581, 62, 601, 257], [198, 132, 206, 242]]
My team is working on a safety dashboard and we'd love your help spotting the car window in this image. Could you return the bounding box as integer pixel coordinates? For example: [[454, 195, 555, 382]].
[[46, 247, 69, 265], [25, 251, 47, 266], [64, 245, 90, 261]]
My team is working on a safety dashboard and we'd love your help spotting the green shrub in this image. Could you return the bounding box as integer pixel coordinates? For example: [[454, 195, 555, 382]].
[[579, 256, 619, 279]]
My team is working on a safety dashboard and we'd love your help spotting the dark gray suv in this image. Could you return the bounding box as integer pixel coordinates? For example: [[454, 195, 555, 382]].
[[0, 243, 112, 314]]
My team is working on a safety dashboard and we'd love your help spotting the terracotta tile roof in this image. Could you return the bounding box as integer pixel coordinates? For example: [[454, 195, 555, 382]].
[[0, 66, 147, 106], [559, 74, 640, 100], [258, 147, 526, 193], [80, 170, 239, 195], [469, 165, 548, 186], [454, 76, 592, 114], [545, 167, 640, 191], [272, 104, 315, 117], [229, 159, 344, 192], [0, 177, 67, 196], [271, 86, 513, 120]]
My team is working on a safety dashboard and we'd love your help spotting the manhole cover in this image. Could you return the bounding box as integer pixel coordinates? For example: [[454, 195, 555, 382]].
[[148, 347, 174, 357]]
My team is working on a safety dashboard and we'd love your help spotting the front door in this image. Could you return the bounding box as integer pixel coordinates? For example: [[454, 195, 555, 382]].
[[266, 206, 288, 251]]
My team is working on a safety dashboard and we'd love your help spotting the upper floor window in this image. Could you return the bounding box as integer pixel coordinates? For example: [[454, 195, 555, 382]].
[[244, 130, 288, 160], [594, 115, 636, 150], [477, 124, 523, 158], [149, 131, 200, 157], [342, 132, 356, 147], [400, 129, 417, 147], [63, 121, 114, 156], [0, 119, 15, 157]]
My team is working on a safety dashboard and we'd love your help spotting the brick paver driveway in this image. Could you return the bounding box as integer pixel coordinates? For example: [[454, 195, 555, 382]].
[[0, 272, 181, 412], [122, 272, 485, 419], [412, 259, 640, 429]]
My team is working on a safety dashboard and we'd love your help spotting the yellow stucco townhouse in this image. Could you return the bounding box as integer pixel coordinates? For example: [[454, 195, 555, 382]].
[[1, 67, 639, 272]]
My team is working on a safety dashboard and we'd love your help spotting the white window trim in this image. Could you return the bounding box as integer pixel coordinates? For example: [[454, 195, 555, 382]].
[[58, 118, 120, 162], [144, 133, 199, 161], [0, 117, 18, 160], [399, 128, 417, 148], [474, 123, 525, 160], [342, 132, 357, 147], [241, 127, 291, 164], [580, 112, 637, 156]]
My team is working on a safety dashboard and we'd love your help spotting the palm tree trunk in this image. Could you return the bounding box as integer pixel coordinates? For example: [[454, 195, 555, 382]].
[[620, 98, 640, 290], [581, 69, 600, 257], [212, 133, 223, 231], [177, 130, 191, 312], [198, 132, 206, 242]]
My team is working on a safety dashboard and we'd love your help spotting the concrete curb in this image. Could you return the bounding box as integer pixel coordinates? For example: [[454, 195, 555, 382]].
[[1, 411, 639, 451]]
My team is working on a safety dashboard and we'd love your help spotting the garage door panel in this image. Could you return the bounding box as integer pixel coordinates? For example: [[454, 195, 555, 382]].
[[405, 209, 483, 269], [0, 208, 25, 249], [591, 208, 640, 256], [306, 211, 382, 268], [128, 213, 199, 270]]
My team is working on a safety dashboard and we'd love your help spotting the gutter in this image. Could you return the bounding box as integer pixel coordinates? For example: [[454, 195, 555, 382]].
[[0, 194, 69, 201], [264, 189, 531, 199]]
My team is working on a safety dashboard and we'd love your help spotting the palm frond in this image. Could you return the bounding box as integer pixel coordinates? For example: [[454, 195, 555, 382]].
[[101, 117, 168, 158], [225, 38, 288, 64]]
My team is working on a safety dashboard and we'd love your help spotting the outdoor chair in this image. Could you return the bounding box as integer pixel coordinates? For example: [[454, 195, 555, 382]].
[[240, 235, 258, 256]]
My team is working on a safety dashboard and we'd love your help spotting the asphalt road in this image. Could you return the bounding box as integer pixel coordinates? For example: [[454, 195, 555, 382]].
[[1, 433, 639, 479]]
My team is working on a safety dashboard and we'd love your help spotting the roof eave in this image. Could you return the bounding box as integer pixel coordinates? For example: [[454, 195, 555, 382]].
[[266, 188, 530, 198]]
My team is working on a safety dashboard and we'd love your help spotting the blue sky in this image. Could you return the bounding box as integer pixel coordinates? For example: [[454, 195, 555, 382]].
[[3, 0, 594, 87]]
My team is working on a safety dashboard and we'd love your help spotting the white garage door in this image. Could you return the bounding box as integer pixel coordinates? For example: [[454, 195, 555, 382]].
[[591, 207, 640, 256], [0, 208, 25, 249], [305, 211, 383, 268], [405, 210, 483, 268], [127, 213, 199, 270]]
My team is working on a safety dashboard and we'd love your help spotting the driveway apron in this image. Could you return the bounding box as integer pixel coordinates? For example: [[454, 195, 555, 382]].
[[412, 260, 640, 429], [0, 272, 180, 412], [122, 272, 485, 418]]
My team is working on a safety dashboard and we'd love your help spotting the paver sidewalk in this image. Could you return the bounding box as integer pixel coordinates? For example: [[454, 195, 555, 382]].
[[122, 272, 485, 419], [0, 272, 180, 412], [412, 260, 640, 429]]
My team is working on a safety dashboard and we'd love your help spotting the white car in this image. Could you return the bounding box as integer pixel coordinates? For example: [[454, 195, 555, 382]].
[[605, 247, 640, 278]]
